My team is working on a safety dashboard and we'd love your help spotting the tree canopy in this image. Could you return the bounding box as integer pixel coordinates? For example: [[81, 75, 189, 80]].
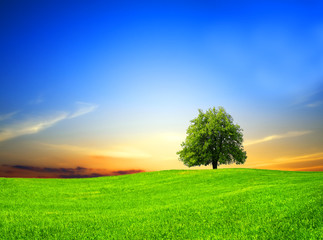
[[177, 107, 247, 169]]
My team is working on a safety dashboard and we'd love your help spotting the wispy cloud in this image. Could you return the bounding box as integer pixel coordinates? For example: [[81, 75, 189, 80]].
[[272, 152, 323, 164], [245, 130, 312, 146], [42, 143, 152, 159], [252, 152, 323, 171], [29, 95, 44, 105], [294, 85, 323, 108], [293, 166, 323, 171], [306, 101, 322, 108], [0, 102, 98, 142], [68, 102, 98, 119], [0, 113, 68, 142], [0, 111, 18, 121]]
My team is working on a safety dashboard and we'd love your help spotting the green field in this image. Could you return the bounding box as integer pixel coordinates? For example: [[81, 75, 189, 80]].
[[0, 169, 322, 239]]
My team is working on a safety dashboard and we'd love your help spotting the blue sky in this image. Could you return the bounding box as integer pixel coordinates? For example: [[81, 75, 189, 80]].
[[0, 1, 323, 177]]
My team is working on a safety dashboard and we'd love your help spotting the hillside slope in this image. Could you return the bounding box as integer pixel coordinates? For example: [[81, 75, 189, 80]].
[[0, 169, 322, 239]]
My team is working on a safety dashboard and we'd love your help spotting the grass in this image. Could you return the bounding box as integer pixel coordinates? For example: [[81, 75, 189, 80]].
[[0, 168, 322, 239]]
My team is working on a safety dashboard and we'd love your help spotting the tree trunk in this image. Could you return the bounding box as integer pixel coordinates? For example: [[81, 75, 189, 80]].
[[212, 160, 218, 169]]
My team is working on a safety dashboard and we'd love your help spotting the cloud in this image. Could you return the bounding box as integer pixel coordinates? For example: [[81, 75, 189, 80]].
[[60, 173, 105, 178], [1, 165, 144, 178], [113, 170, 144, 175], [0, 102, 98, 142], [293, 166, 323, 171], [306, 101, 322, 108], [251, 152, 323, 171], [244, 130, 312, 146], [273, 152, 323, 164], [68, 102, 98, 119], [0, 111, 18, 121], [29, 95, 44, 105], [12, 165, 86, 173], [264, 159, 323, 171], [42, 143, 152, 159], [292, 84, 323, 108], [266, 159, 323, 172], [0, 113, 68, 142]]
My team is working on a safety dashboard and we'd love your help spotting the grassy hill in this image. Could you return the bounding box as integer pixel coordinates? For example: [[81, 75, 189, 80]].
[[0, 169, 322, 239]]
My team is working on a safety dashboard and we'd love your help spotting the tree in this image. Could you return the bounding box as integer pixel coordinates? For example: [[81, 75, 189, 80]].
[[177, 107, 247, 169]]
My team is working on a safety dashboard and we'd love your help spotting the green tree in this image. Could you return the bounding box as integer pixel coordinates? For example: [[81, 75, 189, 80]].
[[177, 107, 247, 169]]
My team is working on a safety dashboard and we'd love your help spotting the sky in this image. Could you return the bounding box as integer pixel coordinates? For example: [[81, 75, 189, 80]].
[[0, 0, 323, 177]]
